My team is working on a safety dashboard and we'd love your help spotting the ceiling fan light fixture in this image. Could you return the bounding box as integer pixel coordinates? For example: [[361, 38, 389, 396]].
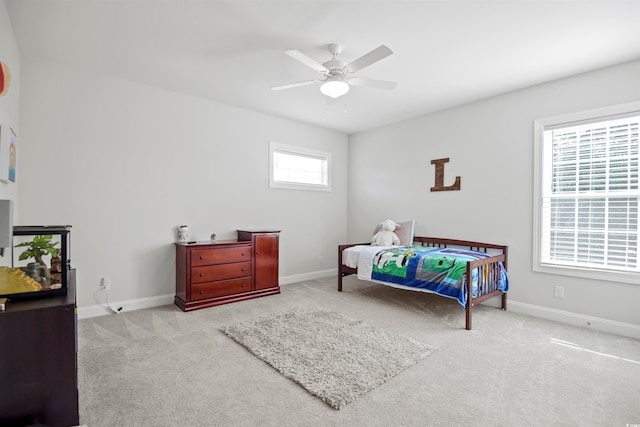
[[320, 80, 349, 98]]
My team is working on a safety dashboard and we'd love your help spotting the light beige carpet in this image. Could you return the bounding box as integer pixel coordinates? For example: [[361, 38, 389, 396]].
[[77, 276, 640, 426], [221, 306, 433, 409]]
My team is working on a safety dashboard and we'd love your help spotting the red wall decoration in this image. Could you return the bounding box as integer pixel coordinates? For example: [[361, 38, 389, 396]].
[[0, 61, 10, 96]]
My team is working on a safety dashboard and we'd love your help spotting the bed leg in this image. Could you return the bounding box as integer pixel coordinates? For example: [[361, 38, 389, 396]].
[[465, 264, 473, 330], [502, 293, 507, 311], [338, 246, 343, 292]]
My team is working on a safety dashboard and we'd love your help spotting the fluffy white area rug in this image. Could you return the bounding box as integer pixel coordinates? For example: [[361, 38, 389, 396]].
[[220, 306, 433, 409]]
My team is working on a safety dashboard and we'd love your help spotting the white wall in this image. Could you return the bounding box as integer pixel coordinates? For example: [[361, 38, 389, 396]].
[[348, 60, 640, 332], [7, 0, 639, 334], [17, 58, 348, 309], [0, 0, 20, 206]]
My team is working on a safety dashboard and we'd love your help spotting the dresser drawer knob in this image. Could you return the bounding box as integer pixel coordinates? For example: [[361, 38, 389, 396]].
[[242, 252, 245, 256], [256, 251, 260, 255], [241, 283, 245, 287], [199, 290, 205, 294], [199, 273, 205, 277], [241, 267, 245, 272], [199, 256, 204, 260]]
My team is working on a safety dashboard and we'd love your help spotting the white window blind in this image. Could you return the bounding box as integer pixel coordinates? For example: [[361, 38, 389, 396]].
[[534, 103, 639, 284]]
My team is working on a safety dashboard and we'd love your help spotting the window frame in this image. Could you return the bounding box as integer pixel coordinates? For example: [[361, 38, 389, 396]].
[[533, 101, 640, 285], [269, 141, 332, 192]]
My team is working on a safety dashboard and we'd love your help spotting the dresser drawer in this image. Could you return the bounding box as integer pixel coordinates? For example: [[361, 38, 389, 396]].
[[191, 262, 252, 284], [191, 278, 254, 300], [191, 246, 252, 267]]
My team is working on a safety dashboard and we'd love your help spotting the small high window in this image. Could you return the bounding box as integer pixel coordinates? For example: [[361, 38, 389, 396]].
[[269, 142, 331, 191]]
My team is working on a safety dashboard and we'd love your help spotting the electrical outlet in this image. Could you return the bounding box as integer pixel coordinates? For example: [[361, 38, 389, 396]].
[[101, 277, 111, 291], [554, 285, 564, 298]]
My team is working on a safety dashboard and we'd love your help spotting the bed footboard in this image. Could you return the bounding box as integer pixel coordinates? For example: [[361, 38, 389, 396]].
[[464, 254, 507, 330], [414, 237, 508, 330]]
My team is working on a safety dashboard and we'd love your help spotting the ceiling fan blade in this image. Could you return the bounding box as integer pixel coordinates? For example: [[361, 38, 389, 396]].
[[348, 77, 397, 91], [284, 50, 328, 73], [344, 45, 393, 74], [271, 79, 321, 91]]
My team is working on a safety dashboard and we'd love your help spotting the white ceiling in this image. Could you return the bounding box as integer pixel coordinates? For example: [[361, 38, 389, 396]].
[[6, 0, 640, 134]]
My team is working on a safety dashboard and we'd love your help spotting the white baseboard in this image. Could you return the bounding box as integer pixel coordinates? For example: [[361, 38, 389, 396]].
[[77, 270, 338, 320], [77, 293, 175, 320], [78, 274, 638, 340], [280, 268, 336, 285], [508, 300, 640, 340]]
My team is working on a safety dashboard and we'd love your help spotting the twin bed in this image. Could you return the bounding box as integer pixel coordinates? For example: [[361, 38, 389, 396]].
[[338, 236, 509, 330]]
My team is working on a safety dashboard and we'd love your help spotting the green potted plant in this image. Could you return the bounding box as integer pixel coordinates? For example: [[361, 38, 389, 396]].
[[15, 235, 60, 285], [16, 234, 59, 264]]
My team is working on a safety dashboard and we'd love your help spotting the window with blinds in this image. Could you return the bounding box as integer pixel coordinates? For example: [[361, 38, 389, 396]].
[[269, 142, 331, 191], [533, 102, 639, 284]]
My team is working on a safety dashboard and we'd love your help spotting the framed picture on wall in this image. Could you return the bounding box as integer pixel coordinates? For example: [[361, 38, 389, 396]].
[[0, 125, 17, 183]]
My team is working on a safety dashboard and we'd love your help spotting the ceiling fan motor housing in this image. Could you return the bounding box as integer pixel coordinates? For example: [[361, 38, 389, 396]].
[[323, 43, 347, 77], [323, 59, 348, 77]]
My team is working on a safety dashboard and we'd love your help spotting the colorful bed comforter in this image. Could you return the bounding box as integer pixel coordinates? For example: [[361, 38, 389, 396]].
[[361, 246, 508, 308]]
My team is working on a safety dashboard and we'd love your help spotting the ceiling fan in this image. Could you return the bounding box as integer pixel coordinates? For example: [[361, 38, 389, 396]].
[[271, 43, 397, 99]]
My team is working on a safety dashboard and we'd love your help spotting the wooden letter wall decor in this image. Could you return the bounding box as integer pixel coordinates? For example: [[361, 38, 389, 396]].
[[430, 158, 461, 191]]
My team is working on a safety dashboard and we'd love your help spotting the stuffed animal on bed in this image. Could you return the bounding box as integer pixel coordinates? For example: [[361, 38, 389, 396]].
[[371, 219, 401, 246]]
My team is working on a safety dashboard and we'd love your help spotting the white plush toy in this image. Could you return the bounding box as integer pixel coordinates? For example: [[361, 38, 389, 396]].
[[177, 225, 189, 243], [371, 219, 401, 246]]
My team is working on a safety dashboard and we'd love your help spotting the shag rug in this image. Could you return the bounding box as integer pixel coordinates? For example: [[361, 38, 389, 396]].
[[220, 306, 433, 409]]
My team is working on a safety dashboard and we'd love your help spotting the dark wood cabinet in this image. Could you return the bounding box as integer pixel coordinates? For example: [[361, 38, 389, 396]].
[[0, 270, 78, 427], [238, 230, 279, 291], [175, 230, 280, 312]]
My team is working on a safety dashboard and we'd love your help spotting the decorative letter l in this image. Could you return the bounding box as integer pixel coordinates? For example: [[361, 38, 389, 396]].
[[430, 158, 461, 191]]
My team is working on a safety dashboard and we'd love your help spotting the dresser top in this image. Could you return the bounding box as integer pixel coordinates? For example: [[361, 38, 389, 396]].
[[175, 239, 246, 247], [175, 230, 281, 247]]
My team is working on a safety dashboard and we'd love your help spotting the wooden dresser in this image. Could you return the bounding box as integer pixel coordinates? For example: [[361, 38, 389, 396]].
[[0, 270, 78, 427], [175, 230, 280, 311]]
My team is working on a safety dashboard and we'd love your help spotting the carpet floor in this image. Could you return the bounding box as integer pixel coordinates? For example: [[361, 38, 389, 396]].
[[77, 276, 640, 426]]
